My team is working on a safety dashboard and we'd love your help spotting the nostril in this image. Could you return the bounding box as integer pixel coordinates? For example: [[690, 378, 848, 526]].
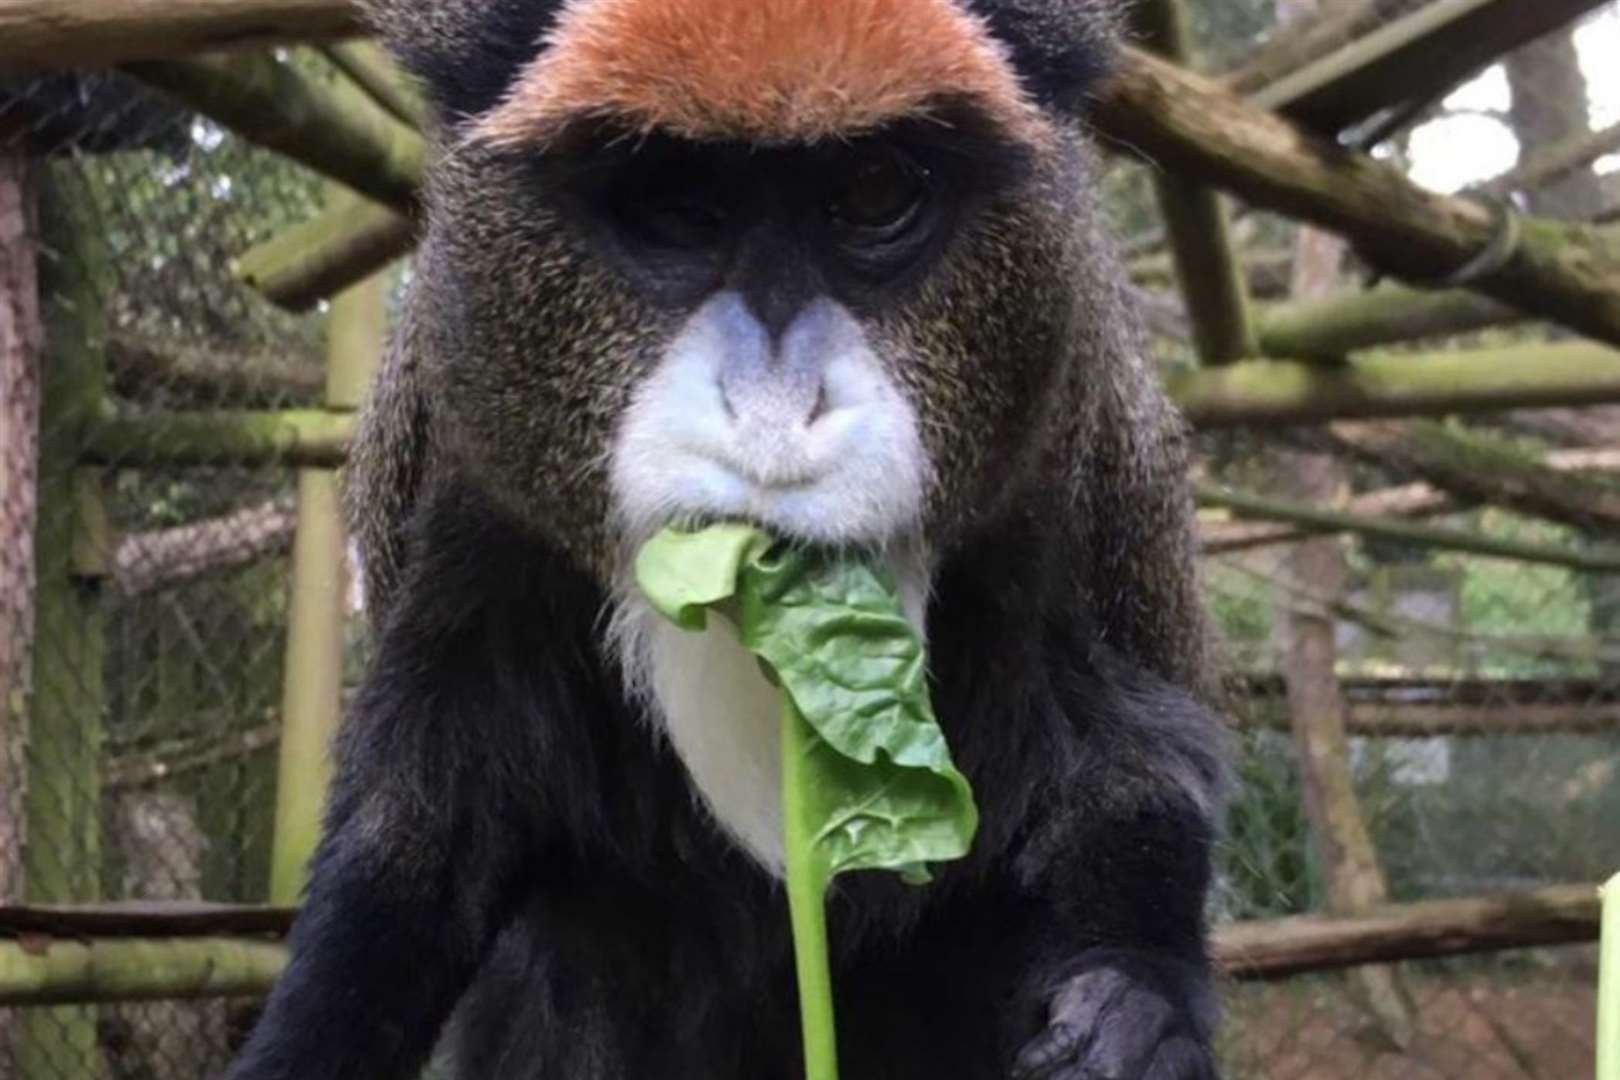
[[718, 378, 738, 420], [806, 383, 829, 426]]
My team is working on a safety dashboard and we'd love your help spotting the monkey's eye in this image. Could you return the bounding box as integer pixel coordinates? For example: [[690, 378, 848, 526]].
[[825, 151, 928, 239], [620, 193, 727, 251]]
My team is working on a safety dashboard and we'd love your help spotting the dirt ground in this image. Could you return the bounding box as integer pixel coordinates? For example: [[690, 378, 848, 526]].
[[1220, 970, 1596, 1079]]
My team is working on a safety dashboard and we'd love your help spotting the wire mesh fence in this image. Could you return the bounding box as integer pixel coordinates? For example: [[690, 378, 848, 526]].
[[1, 63, 331, 1079], [0, 2, 1617, 1078]]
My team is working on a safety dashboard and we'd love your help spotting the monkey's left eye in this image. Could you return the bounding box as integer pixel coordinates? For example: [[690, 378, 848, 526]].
[[825, 151, 929, 239]]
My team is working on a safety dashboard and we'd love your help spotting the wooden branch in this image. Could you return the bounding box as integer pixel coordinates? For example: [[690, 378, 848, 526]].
[[1330, 419, 1620, 537], [126, 49, 424, 213], [1202, 448, 1620, 554], [1197, 484, 1620, 571], [1484, 119, 1620, 201], [0, 937, 286, 1006], [1256, 283, 1520, 360], [1172, 342, 1620, 428], [1095, 47, 1620, 348], [113, 502, 296, 598], [320, 40, 430, 130], [1249, 0, 1611, 136], [81, 410, 354, 469], [0, 0, 361, 70], [1203, 482, 1448, 553], [108, 334, 324, 407], [76, 346, 1620, 470], [0, 903, 293, 940], [0, 885, 1600, 1001], [234, 193, 414, 312], [1286, 702, 1620, 737], [1131, 0, 1257, 366], [1215, 884, 1602, 980], [1223, 0, 1392, 94], [103, 724, 281, 790], [1232, 669, 1620, 736]]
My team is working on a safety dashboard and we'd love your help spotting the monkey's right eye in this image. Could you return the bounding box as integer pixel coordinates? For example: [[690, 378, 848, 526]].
[[615, 191, 728, 251], [824, 150, 928, 239]]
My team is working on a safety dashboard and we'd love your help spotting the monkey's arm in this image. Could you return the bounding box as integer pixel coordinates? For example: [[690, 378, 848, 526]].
[[1008, 651, 1224, 1080], [227, 493, 546, 1080]]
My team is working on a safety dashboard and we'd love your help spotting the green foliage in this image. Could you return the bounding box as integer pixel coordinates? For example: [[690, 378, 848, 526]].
[[1219, 731, 1322, 919], [635, 524, 976, 884], [1208, 565, 1275, 651], [1437, 509, 1594, 676], [635, 523, 975, 1080]]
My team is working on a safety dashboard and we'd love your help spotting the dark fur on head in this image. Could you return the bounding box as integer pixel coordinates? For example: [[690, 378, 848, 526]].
[[232, 3, 1227, 1078]]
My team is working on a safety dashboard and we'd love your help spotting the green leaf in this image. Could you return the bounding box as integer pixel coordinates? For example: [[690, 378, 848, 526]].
[[735, 544, 976, 883], [634, 524, 978, 885], [633, 522, 770, 631], [635, 523, 978, 1080]]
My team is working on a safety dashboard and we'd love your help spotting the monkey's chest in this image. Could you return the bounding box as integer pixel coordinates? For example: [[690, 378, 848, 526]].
[[643, 615, 788, 873]]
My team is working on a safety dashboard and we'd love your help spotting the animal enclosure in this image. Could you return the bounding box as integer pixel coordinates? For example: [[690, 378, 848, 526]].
[[2, 0, 1619, 1077]]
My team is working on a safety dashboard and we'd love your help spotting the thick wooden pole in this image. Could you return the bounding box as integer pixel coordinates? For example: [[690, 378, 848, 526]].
[[1256, 283, 1519, 359], [1215, 883, 1601, 980], [1277, 179, 1412, 1044], [0, 938, 289, 1006], [74, 339, 1620, 468], [268, 265, 385, 904], [1172, 342, 1620, 427], [234, 192, 414, 313], [127, 49, 425, 214], [0, 143, 40, 1078], [321, 41, 431, 130], [1132, 0, 1258, 366], [0, 0, 361, 70], [1094, 47, 1620, 348], [0, 883, 1601, 1002], [19, 168, 112, 1079]]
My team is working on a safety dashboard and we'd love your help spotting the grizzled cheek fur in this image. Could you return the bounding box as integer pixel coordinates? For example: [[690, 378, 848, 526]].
[[420, 148, 682, 579], [874, 153, 1083, 546]]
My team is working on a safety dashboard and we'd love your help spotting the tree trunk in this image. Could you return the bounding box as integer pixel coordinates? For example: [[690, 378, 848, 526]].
[[1275, 80, 1415, 1039], [0, 143, 40, 1080], [1504, 29, 1606, 220]]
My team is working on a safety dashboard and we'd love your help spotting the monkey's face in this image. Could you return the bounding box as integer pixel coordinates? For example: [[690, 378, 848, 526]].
[[399, 0, 1116, 580]]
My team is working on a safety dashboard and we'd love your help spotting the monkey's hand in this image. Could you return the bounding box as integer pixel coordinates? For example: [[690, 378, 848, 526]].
[[1012, 949, 1217, 1080]]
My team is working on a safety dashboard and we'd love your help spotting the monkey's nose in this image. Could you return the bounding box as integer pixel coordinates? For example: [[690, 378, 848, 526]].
[[712, 292, 832, 431]]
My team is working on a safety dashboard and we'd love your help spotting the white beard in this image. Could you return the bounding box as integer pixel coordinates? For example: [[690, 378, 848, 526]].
[[608, 555, 930, 875], [603, 291, 935, 871]]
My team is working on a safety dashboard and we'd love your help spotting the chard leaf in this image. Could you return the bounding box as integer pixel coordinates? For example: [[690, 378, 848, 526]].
[[634, 523, 977, 883], [635, 523, 977, 1080]]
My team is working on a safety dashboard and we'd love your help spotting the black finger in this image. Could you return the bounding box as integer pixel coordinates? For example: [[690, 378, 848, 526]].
[[1012, 1021, 1083, 1079]]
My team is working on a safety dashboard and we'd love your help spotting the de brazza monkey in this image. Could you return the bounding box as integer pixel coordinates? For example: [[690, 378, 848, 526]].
[[226, 1, 1226, 1077]]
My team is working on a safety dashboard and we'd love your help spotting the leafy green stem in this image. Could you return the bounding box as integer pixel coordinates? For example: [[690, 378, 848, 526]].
[[782, 694, 840, 1080], [1600, 872, 1620, 1080]]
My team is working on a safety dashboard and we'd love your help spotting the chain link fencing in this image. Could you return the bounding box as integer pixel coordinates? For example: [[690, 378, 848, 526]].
[[0, 3, 1616, 1077], [1, 60, 332, 1080]]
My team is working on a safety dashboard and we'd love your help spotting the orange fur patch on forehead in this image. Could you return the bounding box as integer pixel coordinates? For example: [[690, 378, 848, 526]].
[[471, 0, 1052, 149]]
